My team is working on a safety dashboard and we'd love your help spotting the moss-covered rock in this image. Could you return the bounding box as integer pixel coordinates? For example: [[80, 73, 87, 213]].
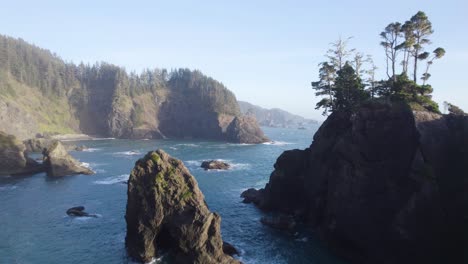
[[125, 149, 239, 264]]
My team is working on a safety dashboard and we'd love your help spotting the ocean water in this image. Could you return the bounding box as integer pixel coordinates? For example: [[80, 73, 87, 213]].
[[0, 126, 346, 264]]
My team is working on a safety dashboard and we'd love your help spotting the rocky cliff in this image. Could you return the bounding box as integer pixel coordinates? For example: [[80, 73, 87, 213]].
[[125, 150, 239, 263], [0, 35, 267, 143], [243, 101, 468, 264]]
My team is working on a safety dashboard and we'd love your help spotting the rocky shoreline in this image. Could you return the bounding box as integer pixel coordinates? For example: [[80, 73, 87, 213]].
[[0, 132, 93, 177]]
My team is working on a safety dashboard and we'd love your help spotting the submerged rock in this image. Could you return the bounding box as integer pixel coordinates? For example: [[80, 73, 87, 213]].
[[0, 131, 44, 176], [42, 141, 94, 177], [201, 160, 231, 170], [240, 188, 264, 204], [66, 206, 97, 218], [125, 149, 240, 264], [222, 242, 239, 256], [74, 145, 88, 151], [246, 101, 468, 264], [225, 116, 269, 144], [260, 215, 296, 231]]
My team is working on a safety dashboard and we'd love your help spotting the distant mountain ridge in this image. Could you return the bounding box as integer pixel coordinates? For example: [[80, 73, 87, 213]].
[[238, 101, 318, 128], [0, 35, 268, 143]]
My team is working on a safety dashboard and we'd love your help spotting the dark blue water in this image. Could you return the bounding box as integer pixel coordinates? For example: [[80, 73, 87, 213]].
[[0, 126, 346, 264]]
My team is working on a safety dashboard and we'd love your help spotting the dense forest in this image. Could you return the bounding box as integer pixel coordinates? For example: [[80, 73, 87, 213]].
[[0, 34, 242, 139], [312, 11, 454, 115]]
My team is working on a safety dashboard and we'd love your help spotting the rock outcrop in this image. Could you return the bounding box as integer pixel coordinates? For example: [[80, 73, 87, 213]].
[[243, 101, 468, 264], [125, 150, 240, 264], [226, 116, 269, 144], [0, 131, 43, 176], [66, 206, 98, 218], [42, 141, 94, 177], [201, 160, 231, 170]]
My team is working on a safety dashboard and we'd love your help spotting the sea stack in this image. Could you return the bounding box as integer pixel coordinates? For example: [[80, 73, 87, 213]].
[[42, 141, 94, 177], [125, 149, 239, 264], [242, 101, 468, 264]]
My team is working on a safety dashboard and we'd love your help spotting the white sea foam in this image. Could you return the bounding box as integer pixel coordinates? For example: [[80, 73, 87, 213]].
[[81, 162, 91, 169], [185, 160, 201, 166], [91, 137, 116, 141], [175, 143, 200, 147], [262, 141, 294, 146], [227, 143, 254, 146], [113, 151, 142, 156], [93, 174, 129, 185], [71, 214, 102, 221], [83, 148, 101, 152], [0, 184, 17, 191]]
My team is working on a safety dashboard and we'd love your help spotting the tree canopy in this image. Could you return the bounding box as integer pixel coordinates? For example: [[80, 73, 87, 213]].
[[312, 11, 445, 115]]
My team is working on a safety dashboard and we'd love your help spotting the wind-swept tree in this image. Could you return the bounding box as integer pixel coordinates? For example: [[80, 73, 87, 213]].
[[421, 47, 445, 85], [380, 22, 402, 82], [405, 11, 434, 83], [399, 22, 415, 75]]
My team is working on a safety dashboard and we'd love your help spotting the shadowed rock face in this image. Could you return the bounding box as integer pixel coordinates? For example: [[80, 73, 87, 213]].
[[42, 141, 94, 177], [0, 131, 43, 176], [226, 116, 269, 144], [243, 101, 468, 264], [125, 150, 239, 264]]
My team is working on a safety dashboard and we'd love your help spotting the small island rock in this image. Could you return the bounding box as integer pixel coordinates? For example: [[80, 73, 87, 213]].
[[201, 160, 231, 170], [66, 206, 97, 218]]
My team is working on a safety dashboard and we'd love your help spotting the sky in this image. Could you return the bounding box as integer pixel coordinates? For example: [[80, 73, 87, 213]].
[[0, 0, 467, 120]]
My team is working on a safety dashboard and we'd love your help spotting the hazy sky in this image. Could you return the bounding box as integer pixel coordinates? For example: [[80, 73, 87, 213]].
[[1, 0, 466, 120]]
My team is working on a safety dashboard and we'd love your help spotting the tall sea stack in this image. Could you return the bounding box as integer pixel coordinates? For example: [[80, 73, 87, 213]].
[[243, 101, 468, 264], [125, 150, 239, 264]]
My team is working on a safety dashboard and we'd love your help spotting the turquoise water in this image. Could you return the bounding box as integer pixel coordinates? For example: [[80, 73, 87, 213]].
[[0, 126, 345, 264]]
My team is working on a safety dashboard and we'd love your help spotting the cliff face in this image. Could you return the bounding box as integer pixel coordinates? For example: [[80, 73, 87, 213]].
[[0, 35, 267, 143], [246, 101, 468, 264], [125, 150, 239, 264]]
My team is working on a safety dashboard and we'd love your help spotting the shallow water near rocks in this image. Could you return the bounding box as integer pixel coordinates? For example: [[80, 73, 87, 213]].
[[0, 126, 346, 264]]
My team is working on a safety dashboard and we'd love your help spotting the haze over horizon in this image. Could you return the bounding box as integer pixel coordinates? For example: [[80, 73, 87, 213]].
[[1, 0, 466, 120]]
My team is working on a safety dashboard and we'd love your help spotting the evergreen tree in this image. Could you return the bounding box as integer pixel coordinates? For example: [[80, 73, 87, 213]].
[[311, 62, 336, 115], [334, 63, 368, 111]]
